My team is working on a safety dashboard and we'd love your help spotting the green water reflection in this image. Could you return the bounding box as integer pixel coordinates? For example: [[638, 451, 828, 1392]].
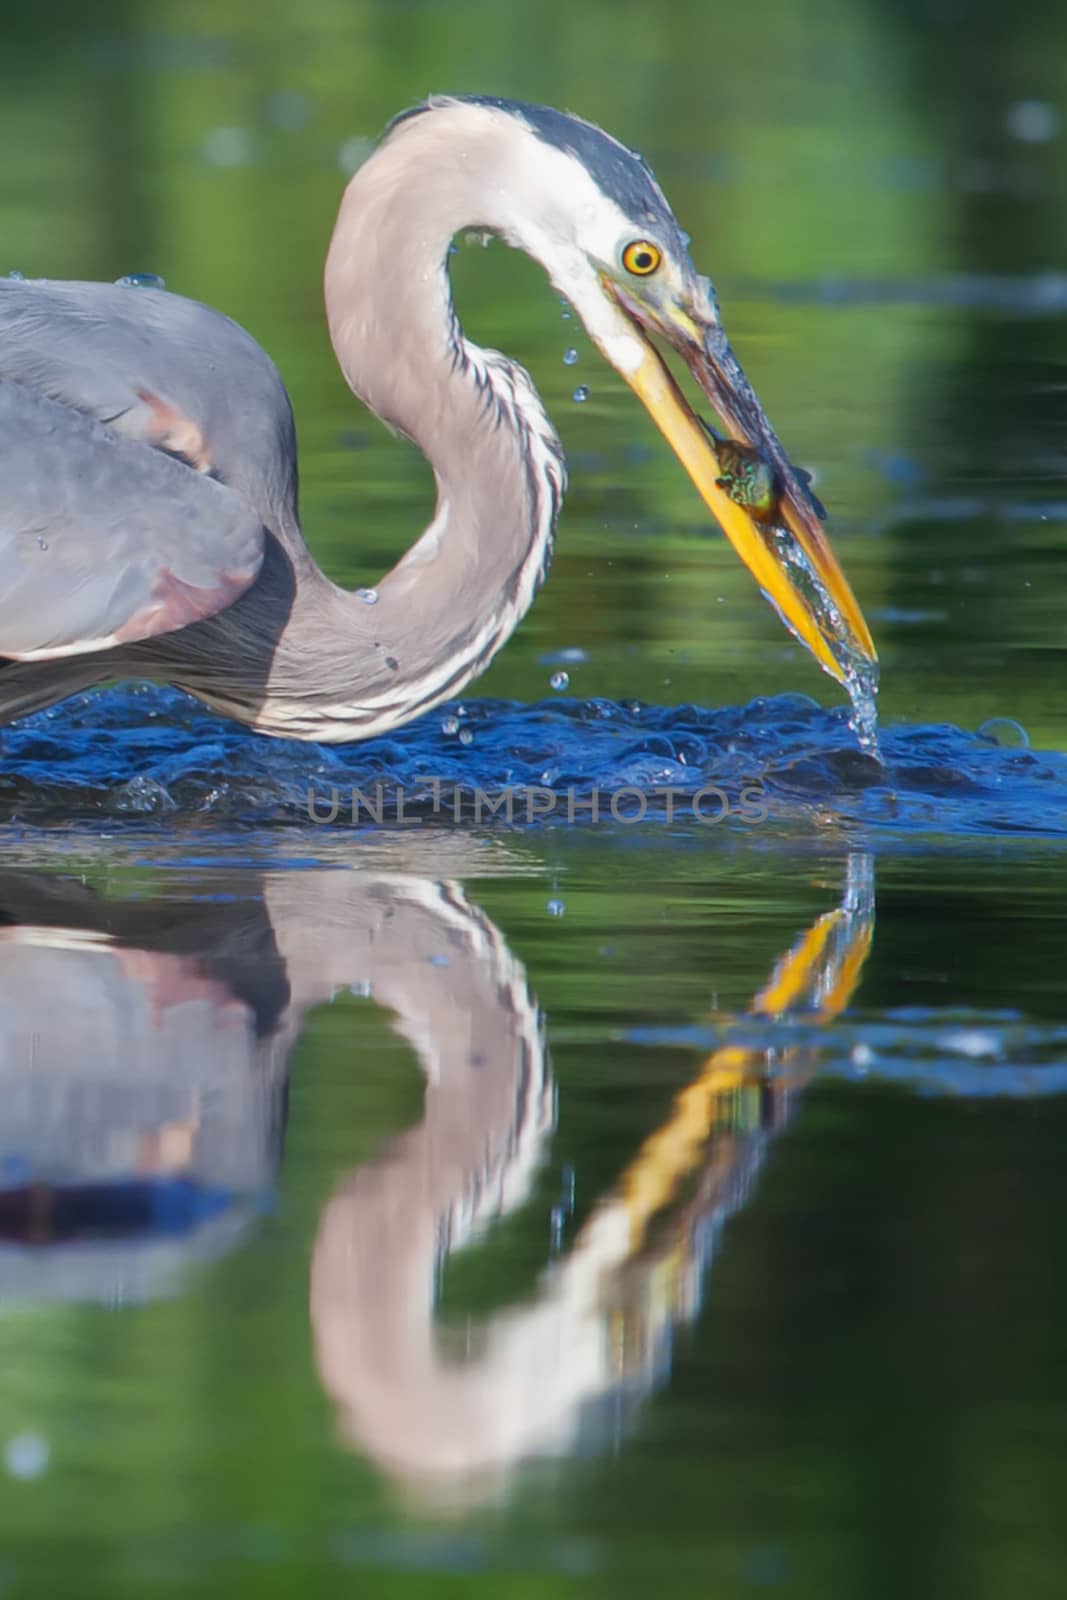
[[3, 0, 1067, 1594], [0, 839, 1065, 1600]]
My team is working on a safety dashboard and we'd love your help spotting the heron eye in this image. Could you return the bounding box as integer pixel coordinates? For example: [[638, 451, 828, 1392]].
[[622, 240, 662, 276]]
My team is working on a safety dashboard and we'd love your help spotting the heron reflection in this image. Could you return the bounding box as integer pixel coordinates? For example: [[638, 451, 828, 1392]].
[[311, 853, 874, 1489], [0, 874, 288, 1302], [0, 851, 872, 1494]]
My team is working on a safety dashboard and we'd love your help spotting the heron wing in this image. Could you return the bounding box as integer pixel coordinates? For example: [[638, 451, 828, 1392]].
[[0, 380, 265, 660], [0, 277, 298, 518]]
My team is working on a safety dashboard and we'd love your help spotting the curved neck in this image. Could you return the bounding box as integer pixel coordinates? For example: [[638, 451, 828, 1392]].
[[274, 116, 565, 742]]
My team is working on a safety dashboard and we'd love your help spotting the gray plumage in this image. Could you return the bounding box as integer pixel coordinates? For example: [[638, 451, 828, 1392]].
[[0, 850, 543, 1309], [0, 98, 581, 739], [394, 95, 690, 256], [0, 378, 264, 658]]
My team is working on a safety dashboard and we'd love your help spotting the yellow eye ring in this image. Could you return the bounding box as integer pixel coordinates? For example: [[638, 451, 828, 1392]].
[[621, 239, 662, 276]]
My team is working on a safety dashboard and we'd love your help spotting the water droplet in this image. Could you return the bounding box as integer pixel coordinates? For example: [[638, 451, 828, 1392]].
[[5, 1432, 49, 1481], [1005, 99, 1059, 143], [201, 126, 254, 167], [761, 521, 881, 756], [550, 670, 570, 691], [977, 716, 1030, 748], [441, 715, 460, 735], [572, 385, 589, 403], [355, 586, 378, 605], [458, 727, 474, 746], [546, 898, 565, 917], [563, 347, 578, 366], [6, 269, 24, 280], [114, 273, 165, 289], [36, 537, 47, 551]]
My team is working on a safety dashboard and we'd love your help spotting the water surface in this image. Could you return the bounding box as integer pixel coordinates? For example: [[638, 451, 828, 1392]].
[[2, 1, 1067, 1595]]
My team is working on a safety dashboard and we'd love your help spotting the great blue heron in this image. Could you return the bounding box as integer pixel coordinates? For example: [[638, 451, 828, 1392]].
[[0, 96, 875, 741]]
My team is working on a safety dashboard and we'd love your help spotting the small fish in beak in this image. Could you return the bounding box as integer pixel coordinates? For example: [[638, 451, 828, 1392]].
[[712, 439, 779, 523]]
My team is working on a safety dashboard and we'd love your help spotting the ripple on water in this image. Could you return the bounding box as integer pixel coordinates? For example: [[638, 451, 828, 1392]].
[[1, 686, 1066, 836], [625, 1011, 1067, 1098]]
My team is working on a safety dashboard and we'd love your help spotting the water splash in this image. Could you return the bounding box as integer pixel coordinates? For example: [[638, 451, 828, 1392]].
[[763, 523, 881, 759], [841, 658, 880, 760], [1, 686, 1065, 837]]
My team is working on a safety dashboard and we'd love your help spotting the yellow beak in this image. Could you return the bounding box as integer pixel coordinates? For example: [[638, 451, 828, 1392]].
[[605, 286, 876, 688]]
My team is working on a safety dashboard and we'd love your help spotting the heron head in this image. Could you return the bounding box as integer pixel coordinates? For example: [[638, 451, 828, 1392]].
[[384, 97, 876, 687]]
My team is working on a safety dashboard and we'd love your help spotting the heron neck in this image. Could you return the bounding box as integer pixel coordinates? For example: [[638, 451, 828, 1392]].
[[299, 136, 563, 741]]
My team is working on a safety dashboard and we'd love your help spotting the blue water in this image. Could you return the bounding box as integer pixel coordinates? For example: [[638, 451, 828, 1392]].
[[4, 686, 1065, 837], [627, 1017, 1067, 1097]]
